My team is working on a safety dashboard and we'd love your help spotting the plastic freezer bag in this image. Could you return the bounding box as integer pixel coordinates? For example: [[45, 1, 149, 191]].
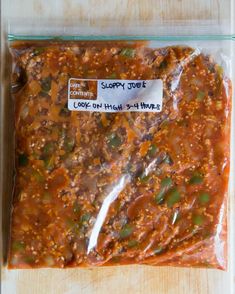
[[8, 37, 232, 269]]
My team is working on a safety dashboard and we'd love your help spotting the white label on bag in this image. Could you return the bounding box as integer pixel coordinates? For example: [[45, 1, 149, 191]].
[[68, 78, 163, 112]]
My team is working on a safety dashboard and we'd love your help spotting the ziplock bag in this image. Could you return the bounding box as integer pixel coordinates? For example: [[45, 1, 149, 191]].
[[7, 35, 233, 269]]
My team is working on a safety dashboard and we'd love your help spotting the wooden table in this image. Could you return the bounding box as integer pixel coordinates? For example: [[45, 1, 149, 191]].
[[1, 1, 234, 293]]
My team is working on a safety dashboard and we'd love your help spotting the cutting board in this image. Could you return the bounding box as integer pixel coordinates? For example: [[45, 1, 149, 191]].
[[1, 1, 234, 293]]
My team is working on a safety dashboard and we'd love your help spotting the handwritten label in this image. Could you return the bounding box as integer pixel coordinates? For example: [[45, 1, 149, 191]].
[[68, 78, 163, 112]]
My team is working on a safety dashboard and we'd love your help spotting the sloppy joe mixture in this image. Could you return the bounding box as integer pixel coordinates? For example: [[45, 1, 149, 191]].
[[8, 41, 231, 269]]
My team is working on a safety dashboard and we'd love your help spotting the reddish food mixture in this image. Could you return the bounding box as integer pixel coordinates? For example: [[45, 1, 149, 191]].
[[8, 41, 231, 269]]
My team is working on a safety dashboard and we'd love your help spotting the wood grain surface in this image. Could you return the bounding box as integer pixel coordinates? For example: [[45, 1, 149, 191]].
[[1, 1, 234, 293]]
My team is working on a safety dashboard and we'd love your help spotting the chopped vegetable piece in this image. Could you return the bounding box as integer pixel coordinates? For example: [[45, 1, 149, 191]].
[[33, 47, 45, 56], [120, 48, 135, 58], [18, 153, 28, 166], [196, 91, 205, 101], [42, 192, 51, 204], [159, 60, 167, 69], [64, 137, 75, 153], [192, 214, 204, 226], [189, 174, 203, 185], [166, 188, 181, 208], [80, 213, 91, 223], [73, 202, 81, 214], [111, 256, 121, 263], [119, 224, 133, 239], [39, 91, 49, 97], [43, 156, 54, 171], [12, 241, 25, 252], [199, 192, 210, 204], [44, 255, 55, 266], [217, 65, 224, 76], [33, 170, 44, 183], [43, 142, 54, 155], [155, 189, 166, 204], [41, 76, 52, 92], [66, 218, 76, 229], [60, 103, 70, 116], [155, 178, 173, 205], [148, 144, 157, 157], [107, 73, 117, 79], [24, 256, 35, 263], [32, 152, 39, 159], [203, 231, 213, 239], [161, 120, 169, 129], [127, 240, 138, 248], [107, 133, 122, 148], [216, 100, 223, 110], [161, 177, 173, 188], [139, 173, 150, 183]]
